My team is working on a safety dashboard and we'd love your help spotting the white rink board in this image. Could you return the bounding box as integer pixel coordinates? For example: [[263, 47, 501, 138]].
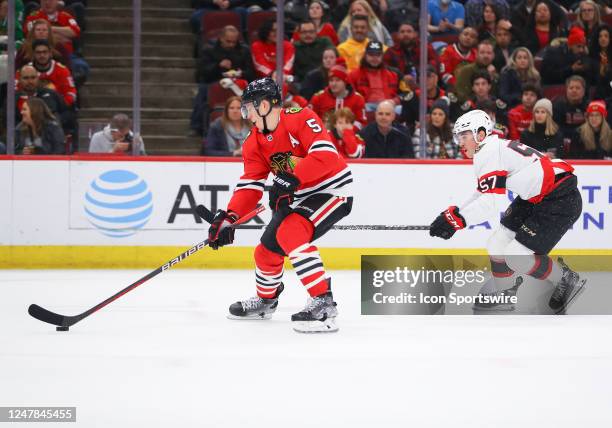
[[0, 159, 610, 248]]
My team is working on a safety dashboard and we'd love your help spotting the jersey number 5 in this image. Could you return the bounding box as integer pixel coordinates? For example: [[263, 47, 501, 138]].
[[306, 118, 322, 133], [508, 140, 544, 158]]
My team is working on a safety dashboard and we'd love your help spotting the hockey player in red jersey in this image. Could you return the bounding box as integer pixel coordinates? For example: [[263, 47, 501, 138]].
[[429, 110, 585, 313], [207, 77, 353, 332]]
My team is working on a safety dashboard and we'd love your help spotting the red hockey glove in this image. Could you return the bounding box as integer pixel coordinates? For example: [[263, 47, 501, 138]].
[[269, 171, 300, 212], [208, 210, 239, 250], [429, 206, 466, 240]]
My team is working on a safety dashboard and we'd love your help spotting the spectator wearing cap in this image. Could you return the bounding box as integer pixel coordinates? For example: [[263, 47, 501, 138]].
[[455, 39, 499, 103], [251, 19, 295, 78], [309, 63, 367, 128], [359, 100, 414, 158], [553, 75, 589, 143], [412, 99, 459, 158], [541, 27, 591, 85], [382, 21, 439, 90], [569, 100, 612, 158], [349, 40, 400, 112], [15, 39, 77, 107], [499, 47, 541, 108], [89, 114, 146, 155], [428, 0, 465, 34], [300, 47, 339, 100], [589, 24, 612, 100], [337, 14, 381, 72], [401, 65, 447, 130], [507, 82, 541, 140], [293, 20, 334, 84], [520, 97, 564, 157]]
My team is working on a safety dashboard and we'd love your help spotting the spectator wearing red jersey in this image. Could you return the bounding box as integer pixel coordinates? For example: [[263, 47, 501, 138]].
[[438, 26, 478, 88], [349, 41, 400, 112], [291, 0, 339, 45], [309, 63, 367, 128], [24, 0, 81, 55], [327, 108, 365, 158], [251, 19, 295, 78], [507, 83, 540, 140], [16, 39, 76, 106], [382, 21, 438, 89], [16, 19, 71, 70]]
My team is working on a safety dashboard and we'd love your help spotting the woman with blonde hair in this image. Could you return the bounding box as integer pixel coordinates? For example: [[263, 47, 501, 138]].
[[519, 98, 563, 158], [499, 47, 541, 107], [573, 0, 602, 40], [569, 100, 612, 159], [337, 0, 393, 47], [15, 19, 71, 69], [203, 96, 251, 157]]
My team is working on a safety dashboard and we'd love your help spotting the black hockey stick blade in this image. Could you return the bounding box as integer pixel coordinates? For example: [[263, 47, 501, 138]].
[[28, 304, 71, 327]]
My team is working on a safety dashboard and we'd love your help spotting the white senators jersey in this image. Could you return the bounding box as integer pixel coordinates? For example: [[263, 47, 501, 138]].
[[460, 135, 575, 225]]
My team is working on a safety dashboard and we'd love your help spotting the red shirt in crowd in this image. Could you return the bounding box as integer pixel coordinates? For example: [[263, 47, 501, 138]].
[[348, 67, 399, 105], [251, 40, 295, 78], [16, 60, 77, 106], [439, 43, 477, 86], [291, 22, 339, 45], [329, 127, 365, 158], [24, 10, 81, 55], [309, 86, 367, 129], [507, 105, 533, 140]]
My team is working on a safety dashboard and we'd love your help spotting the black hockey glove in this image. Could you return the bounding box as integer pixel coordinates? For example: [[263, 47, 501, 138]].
[[269, 171, 300, 212], [208, 210, 239, 250], [429, 206, 466, 240]]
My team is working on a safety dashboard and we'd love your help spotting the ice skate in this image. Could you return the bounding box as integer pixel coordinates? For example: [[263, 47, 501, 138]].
[[228, 283, 284, 320], [473, 276, 523, 312], [292, 291, 338, 333], [549, 258, 586, 314]]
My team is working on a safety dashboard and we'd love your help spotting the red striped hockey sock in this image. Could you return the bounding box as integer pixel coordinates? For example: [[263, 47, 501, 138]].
[[254, 244, 284, 299]]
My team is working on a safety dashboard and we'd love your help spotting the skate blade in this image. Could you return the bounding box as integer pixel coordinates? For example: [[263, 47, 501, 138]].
[[227, 313, 273, 320], [293, 317, 339, 334], [554, 279, 587, 315]]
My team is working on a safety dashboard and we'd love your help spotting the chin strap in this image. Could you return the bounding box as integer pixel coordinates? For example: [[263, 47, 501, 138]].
[[256, 101, 275, 134]]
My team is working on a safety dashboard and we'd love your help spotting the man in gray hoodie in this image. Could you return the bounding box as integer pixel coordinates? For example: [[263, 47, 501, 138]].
[[88, 114, 146, 155]]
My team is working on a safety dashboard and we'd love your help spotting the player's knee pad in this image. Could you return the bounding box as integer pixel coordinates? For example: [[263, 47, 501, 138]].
[[276, 213, 314, 255], [503, 239, 535, 274], [486, 226, 516, 257]]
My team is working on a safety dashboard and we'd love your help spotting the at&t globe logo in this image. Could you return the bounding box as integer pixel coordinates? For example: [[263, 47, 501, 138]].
[[84, 170, 153, 238]]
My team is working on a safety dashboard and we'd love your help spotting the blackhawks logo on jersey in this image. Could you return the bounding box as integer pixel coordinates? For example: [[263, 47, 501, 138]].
[[285, 107, 302, 114], [270, 151, 301, 174]]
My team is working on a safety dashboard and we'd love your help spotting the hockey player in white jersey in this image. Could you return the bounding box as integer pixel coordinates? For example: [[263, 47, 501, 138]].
[[429, 110, 585, 313]]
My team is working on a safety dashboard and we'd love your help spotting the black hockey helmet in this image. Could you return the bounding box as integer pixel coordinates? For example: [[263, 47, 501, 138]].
[[240, 77, 282, 119]]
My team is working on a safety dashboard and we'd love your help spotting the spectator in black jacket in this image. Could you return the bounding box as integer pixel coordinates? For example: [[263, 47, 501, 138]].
[[360, 100, 413, 158], [553, 75, 589, 142], [541, 28, 592, 85], [293, 20, 334, 83], [521, 0, 566, 56], [499, 47, 541, 108], [510, 0, 565, 42], [492, 20, 518, 71], [15, 97, 65, 155], [196, 25, 254, 84], [203, 96, 251, 156], [520, 97, 564, 157], [589, 24, 612, 100], [300, 47, 338, 100]]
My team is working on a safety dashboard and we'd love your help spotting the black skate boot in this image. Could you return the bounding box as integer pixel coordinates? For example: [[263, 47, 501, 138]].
[[473, 276, 523, 312], [549, 258, 586, 314], [291, 291, 338, 333], [228, 283, 284, 320]]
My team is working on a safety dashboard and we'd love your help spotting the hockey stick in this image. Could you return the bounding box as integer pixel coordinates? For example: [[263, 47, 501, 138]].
[[27, 204, 265, 331]]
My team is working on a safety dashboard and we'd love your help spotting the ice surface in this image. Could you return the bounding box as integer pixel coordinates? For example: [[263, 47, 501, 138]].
[[1, 269, 611, 427]]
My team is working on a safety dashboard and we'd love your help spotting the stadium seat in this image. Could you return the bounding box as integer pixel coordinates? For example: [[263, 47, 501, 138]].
[[207, 82, 236, 110], [202, 11, 241, 43], [542, 85, 566, 101], [534, 57, 543, 72], [431, 33, 459, 45], [247, 11, 276, 42], [604, 14, 612, 26]]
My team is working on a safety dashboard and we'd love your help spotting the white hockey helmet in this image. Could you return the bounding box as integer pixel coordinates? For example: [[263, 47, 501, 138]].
[[453, 109, 493, 145]]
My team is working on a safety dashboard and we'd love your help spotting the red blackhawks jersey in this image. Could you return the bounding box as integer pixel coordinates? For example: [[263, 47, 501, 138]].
[[309, 87, 367, 129], [15, 60, 77, 106], [439, 44, 476, 86], [460, 135, 574, 225], [227, 107, 352, 217], [24, 10, 81, 54]]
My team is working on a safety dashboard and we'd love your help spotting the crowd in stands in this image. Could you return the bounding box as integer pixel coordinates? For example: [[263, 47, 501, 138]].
[[192, 0, 612, 159], [1, 0, 89, 155]]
